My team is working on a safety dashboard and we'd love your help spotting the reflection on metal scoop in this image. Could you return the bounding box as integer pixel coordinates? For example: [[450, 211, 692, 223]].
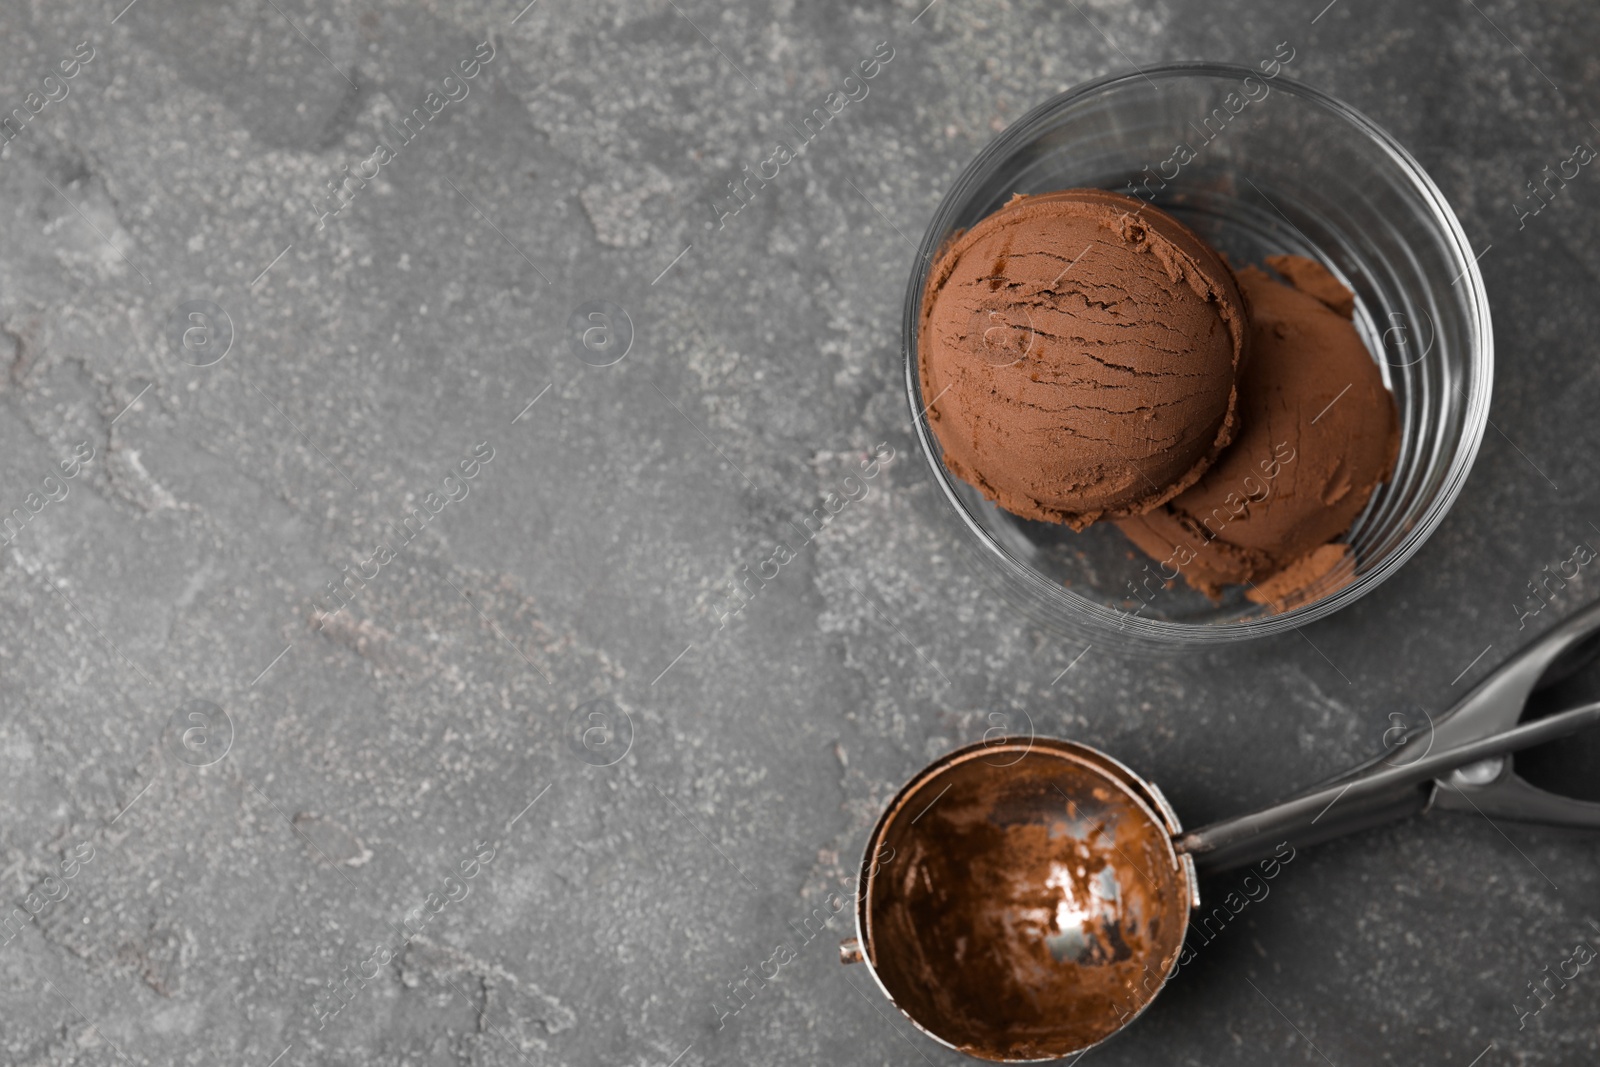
[[843, 602, 1600, 1062]]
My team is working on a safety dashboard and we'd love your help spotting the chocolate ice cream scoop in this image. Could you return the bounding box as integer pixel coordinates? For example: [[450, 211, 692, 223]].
[[917, 190, 1249, 529], [860, 741, 1190, 1060], [1115, 255, 1399, 604], [848, 610, 1600, 1061]]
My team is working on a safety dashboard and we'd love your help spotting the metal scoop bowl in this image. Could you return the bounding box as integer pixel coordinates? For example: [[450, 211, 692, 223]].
[[842, 600, 1600, 1061]]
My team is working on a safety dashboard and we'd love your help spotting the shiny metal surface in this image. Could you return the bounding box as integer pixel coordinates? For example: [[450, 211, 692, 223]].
[[848, 601, 1600, 1060], [852, 739, 1192, 1062]]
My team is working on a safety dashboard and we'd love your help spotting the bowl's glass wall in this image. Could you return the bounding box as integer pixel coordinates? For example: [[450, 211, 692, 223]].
[[905, 64, 1491, 645]]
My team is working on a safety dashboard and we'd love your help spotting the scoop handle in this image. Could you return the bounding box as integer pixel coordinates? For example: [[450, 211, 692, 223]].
[[1174, 700, 1600, 872]]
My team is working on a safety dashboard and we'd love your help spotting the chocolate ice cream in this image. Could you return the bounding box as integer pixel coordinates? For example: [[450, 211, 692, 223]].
[[918, 190, 1249, 529], [1115, 255, 1399, 604]]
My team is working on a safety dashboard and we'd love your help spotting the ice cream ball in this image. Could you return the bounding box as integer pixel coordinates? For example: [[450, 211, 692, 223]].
[[918, 189, 1249, 529]]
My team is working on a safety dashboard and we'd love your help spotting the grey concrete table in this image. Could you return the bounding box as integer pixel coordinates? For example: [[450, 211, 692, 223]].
[[1, 0, 1598, 1064]]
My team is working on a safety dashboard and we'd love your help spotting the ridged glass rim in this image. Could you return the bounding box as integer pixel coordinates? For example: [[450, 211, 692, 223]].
[[902, 61, 1493, 645]]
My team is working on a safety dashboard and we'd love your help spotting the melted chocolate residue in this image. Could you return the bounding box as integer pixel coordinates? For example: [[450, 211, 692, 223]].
[[865, 743, 1189, 1060]]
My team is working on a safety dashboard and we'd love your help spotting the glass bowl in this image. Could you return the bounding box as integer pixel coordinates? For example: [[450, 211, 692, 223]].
[[904, 62, 1492, 648]]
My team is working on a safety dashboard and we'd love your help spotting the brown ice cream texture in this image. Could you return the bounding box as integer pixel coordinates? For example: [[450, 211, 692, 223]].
[[918, 189, 1249, 529], [1115, 255, 1399, 604]]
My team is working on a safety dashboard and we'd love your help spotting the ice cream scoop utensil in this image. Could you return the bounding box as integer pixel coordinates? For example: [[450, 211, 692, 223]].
[[843, 598, 1600, 1061]]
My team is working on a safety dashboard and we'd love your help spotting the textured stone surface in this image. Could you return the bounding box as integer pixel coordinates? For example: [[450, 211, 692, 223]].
[[0, 0, 1598, 1064]]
